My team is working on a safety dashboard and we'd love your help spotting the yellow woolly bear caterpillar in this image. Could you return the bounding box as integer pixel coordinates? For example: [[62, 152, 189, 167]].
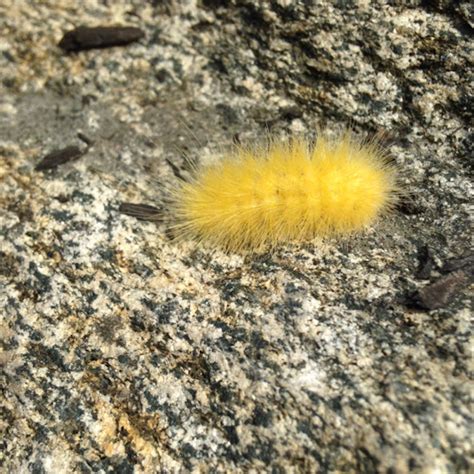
[[166, 130, 399, 252]]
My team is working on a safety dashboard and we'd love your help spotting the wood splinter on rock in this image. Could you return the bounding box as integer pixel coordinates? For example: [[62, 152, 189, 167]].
[[58, 26, 145, 52], [35, 146, 86, 171]]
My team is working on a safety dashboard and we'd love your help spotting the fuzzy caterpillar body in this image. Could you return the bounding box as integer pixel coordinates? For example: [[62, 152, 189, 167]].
[[171, 132, 398, 251]]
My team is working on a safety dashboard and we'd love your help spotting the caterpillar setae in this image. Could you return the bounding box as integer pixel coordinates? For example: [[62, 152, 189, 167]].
[[164, 130, 399, 252]]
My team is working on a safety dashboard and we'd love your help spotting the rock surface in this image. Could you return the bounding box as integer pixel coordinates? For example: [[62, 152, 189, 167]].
[[0, 1, 472, 472]]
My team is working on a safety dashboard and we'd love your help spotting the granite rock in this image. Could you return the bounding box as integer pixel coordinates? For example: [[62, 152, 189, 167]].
[[0, 0, 472, 472]]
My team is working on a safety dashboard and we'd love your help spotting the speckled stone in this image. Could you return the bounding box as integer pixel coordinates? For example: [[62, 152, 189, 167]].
[[0, 1, 472, 472]]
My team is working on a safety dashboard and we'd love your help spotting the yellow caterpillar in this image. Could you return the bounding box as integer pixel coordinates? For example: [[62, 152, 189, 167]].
[[169, 130, 399, 252]]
